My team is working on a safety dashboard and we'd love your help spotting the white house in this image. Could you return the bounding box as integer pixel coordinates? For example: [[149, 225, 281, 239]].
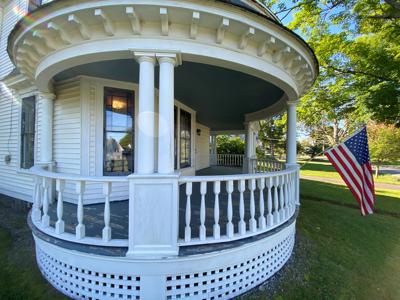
[[0, 0, 318, 299]]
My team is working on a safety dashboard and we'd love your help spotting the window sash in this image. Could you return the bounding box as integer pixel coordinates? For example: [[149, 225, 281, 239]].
[[103, 87, 135, 176], [20, 96, 36, 169], [180, 109, 191, 168]]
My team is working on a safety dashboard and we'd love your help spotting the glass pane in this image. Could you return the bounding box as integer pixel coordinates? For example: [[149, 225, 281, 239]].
[[104, 132, 133, 174], [20, 96, 35, 169], [104, 88, 135, 175], [180, 109, 191, 168]]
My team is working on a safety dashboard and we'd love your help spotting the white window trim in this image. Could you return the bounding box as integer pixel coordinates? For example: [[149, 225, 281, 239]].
[[17, 88, 38, 171]]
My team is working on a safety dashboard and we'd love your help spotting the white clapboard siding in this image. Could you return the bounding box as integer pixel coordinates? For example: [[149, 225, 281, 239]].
[[53, 79, 81, 203], [195, 123, 211, 171], [0, 83, 34, 201], [0, 0, 28, 79], [82, 79, 129, 204]]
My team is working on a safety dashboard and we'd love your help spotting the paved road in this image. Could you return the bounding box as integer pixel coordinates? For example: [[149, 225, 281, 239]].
[[301, 175, 400, 191]]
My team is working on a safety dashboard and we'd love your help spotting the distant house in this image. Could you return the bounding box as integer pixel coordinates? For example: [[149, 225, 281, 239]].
[[0, 0, 317, 299]]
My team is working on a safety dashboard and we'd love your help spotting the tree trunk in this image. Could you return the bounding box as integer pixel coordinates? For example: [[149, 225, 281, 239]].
[[333, 120, 339, 145], [270, 141, 274, 157], [375, 164, 380, 178]]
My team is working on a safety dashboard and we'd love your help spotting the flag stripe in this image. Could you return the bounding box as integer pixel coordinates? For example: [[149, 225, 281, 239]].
[[325, 150, 367, 215], [337, 145, 375, 212], [324, 126, 375, 216], [338, 145, 374, 213]]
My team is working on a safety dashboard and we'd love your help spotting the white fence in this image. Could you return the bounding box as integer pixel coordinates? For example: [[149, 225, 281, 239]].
[[30, 166, 128, 247], [28, 165, 299, 249], [179, 167, 298, 246], [252, 158, 285, 172], [210, 154, 244, 167]]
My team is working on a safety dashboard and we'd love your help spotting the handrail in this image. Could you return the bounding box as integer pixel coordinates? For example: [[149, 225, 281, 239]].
[[27, 166, 128, 182], [180, 167, 293, 182]]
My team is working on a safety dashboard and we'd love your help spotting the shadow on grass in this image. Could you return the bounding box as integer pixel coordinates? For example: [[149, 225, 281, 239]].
[[300, 179, 400, 217], [246, 191, 400, 300]]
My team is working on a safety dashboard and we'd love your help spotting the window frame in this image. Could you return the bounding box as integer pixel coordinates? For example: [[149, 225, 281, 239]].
[[103, 87, 135, 176], [27, 0, 42, 13], [179, 108, 192, 169], [20, 95, 36, 169]]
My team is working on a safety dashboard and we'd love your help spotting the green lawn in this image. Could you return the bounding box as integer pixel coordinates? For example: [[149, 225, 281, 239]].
[[299, 160, 400, 185], [1, 180, 400, 299], [247, 179, 400, 299]]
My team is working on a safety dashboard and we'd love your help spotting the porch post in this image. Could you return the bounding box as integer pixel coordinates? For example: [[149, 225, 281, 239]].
[[157, 54, 179, 174], [38, 92, 55, 165], [37, 92, 56, 202], [286, 101, 300, 204], [210, 135, 217, 166], [286, 101, 297, 165], [136, 54, 156, 174], [127, 52, 179, 261]]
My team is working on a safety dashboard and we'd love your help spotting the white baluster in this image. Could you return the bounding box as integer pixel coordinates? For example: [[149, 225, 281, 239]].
[[55, 179, 65, 234], [213, 181, 221, 239], [185, 182, 192, 242], [199, 181, 207, 241], [75, 181, 86, 239], [249, 178, 257, 232], [284, 174, 290, 219], [32, 176, 42, 222], [226, 180, 234, 238], [292, 173, 296, 212], [266, 177, 273, 227], [273, 176, 280, 224], [41, 177, 50, 228], [258, 178, 266, 230], [238, 179, 246, 235], [279, 175, 285, 221], [102, 182, 112, 242]]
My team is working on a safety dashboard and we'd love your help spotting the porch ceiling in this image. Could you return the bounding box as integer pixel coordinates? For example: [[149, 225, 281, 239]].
[[55, 59, 284, 130]]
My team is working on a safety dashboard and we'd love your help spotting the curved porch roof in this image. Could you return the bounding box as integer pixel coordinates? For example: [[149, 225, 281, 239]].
[[55, 59, 285, 131]]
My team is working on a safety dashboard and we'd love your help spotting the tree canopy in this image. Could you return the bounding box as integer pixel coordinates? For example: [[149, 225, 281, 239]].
[[263, 0, 400, 144]]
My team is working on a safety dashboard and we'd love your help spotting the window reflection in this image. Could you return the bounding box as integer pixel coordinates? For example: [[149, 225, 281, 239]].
[[180, 109, 191, 168], [104, 88, 134, 175]]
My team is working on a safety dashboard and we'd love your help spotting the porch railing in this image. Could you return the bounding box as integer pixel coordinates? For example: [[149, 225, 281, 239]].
[[29, 166, 128, 247], [178, 167, 298, 246], [28, 165, 299, 250], [210, 154, 244, 167], [251, 158, 285, 173]]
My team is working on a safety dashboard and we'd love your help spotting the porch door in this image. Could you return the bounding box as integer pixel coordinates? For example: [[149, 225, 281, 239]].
[[103, 87, 135, 176]]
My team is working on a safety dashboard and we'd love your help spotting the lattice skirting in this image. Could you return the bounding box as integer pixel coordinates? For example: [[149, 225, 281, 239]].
[[34, 221, 296, 300]]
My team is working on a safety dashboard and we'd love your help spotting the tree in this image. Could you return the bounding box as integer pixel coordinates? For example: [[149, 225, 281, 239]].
[[368, 123, 400, 177], [258, 115, 286, 158], [216, 135, 245, 154], [264, 0, 400, 128]]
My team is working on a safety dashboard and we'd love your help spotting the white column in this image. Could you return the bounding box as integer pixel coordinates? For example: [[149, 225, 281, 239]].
[[157, 55, 177, 174], [38, 92, 55, 164], [286, 101, 300, 205], [286, 101, 297, 165], [136, 54, 156, 174]]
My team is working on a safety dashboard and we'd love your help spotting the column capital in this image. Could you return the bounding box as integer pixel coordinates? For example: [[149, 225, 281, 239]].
[[133, 51, 156, 64], [287, 100, 299, 106], [156, 52, 182, 66], [37, 92, 56, 101]]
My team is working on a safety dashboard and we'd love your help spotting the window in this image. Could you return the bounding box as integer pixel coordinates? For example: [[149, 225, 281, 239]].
[[104, 87, 134, 176], [20, 96, 36, 169], [28, 0, 42, 13], [180, 109, 191, 168]]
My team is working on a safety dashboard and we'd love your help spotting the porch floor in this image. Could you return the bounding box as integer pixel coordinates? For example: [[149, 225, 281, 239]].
[[45, 166, 290, 256]]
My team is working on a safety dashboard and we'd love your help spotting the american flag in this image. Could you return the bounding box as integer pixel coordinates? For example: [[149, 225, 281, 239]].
[[325, 126, 376, 216]]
